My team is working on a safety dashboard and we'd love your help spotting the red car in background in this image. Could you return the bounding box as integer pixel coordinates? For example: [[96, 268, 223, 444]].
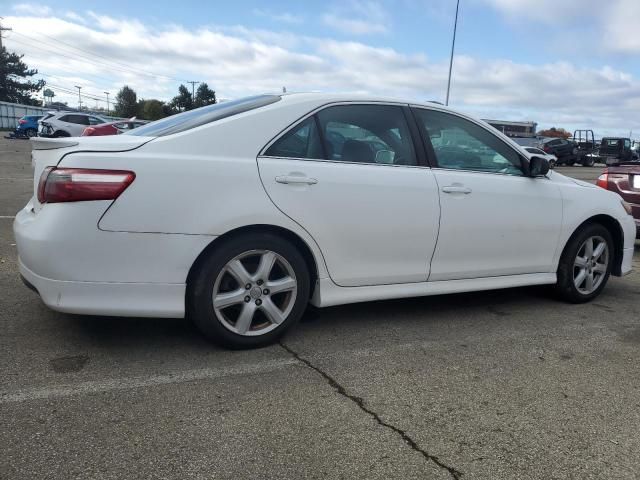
[[597, 162, 640, 237], [82, 119, 148, 136]]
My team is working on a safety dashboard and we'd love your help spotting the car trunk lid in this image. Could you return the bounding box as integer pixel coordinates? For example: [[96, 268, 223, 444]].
[[606, 164, 640, 218], [29, 136, 153, 213]]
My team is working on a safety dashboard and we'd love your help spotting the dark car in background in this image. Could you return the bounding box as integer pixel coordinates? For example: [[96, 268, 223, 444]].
[[597, 162, 640, 237], [599, 137, 634, 165], [541, 137, 578, 166], [13, 115, 43, 138]]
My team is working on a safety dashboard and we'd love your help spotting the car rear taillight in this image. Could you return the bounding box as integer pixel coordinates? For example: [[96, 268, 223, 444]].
[[543, 146, 550, 153], [37, 168, 135, 204], [82, 127, 95, 136], [596, 172, 609, 190], [18, 119, 27, 125]]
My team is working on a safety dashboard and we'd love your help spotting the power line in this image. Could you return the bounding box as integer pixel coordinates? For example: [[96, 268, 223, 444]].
[[187, 81, 200, 101], [0, 17, 12, 51], [8, 34, 165, 81], [10, 30, 189, 83]]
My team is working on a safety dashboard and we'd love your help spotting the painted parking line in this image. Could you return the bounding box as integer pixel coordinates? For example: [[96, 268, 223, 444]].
[[0, 177, 32, 181], [0, 216, 16, 219], [0, 357, 300, 404]]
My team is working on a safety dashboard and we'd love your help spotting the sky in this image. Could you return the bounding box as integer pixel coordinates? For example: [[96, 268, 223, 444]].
[[2, 0, 640, 138]]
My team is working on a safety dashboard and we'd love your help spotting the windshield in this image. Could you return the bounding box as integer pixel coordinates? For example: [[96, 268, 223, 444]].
[[127, 94, 281, 137]]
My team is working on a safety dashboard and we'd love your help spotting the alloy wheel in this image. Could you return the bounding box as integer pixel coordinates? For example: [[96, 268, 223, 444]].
[[212, 249, 297, 336], [573, 236, 609, 295]]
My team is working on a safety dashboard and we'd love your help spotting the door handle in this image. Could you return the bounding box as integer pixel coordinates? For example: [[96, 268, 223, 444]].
[[441, 185, 472, 194], [275, 175, 318, 185]]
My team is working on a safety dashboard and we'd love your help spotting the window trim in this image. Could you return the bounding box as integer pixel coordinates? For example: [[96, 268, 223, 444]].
[[409, 105, 530, 177], [259, 101, 429, 169]]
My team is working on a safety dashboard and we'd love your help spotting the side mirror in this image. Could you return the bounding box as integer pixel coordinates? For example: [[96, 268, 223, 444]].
[[528, 156, 549, 177]]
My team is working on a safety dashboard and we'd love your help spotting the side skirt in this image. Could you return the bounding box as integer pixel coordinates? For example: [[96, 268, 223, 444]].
[[311, 273, 557, 308]]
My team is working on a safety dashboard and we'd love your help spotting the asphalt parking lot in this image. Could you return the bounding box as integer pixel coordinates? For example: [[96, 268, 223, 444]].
[[1, 137, 639, 480]]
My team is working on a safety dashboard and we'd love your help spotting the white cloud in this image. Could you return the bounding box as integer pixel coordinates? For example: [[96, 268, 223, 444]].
[[252, 9, 304, 24], [2, 11, 639, 136], [483, 0, 640, 53], [322, 1, 390, 35], [12, 3, 51, 15]]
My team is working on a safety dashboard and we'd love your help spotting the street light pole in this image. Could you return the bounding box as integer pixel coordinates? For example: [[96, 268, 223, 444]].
[[104, 92, 110, 115], [445, 0, 460, 106], [75, 85, 82, 110]]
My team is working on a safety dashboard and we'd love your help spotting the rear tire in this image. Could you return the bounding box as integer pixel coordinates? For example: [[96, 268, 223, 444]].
[[188, 233, 310, 349], [25, 128, 37, 138], [554, 223, 613, 303]]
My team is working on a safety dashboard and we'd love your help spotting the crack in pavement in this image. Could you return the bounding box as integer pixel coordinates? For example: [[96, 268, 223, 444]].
[[279, 342, 463, 479]]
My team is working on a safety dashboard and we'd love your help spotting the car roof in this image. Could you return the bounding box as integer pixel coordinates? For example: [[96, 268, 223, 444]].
[[277, 92, 459, 110]]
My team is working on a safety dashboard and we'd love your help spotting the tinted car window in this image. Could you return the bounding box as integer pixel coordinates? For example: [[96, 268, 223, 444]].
[[315, 104, 417, 166], [265, 117, 323, 159], [414, 109, 522, 175], [128, 95, 281, 137], [89, 117, 105, 125], [525, 147, 545, 155], [61, 114, 90, 125]]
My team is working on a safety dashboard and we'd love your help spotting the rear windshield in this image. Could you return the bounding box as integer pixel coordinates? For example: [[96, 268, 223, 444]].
[[127, 94, 281, 137]]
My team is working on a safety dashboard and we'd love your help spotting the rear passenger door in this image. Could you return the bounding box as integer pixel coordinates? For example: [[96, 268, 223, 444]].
[[59, 114, 90, 136], [258, 103, 441, 287]]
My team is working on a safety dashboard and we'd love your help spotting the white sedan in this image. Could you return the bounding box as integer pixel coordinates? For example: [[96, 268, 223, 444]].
[[14, 93, 636, 348]]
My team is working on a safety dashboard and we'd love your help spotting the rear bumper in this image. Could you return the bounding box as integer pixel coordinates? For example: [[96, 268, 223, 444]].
[[13, 201, 215, 318], [19, 258, 186, 317]]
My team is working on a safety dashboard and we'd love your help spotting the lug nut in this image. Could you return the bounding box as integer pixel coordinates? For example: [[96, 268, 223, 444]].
[[255, 299, 262, 306], [263, 289, 270, 295], [257, 279, 264, 286], [244, 296, 251, 303], [245, 283, 251, 290]]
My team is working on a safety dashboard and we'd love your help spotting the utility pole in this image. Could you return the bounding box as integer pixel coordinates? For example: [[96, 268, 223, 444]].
[[74, 85, 82, 110], [0, 17, 13, 51], [187, 81, 200, 102], [104, 92, 110, 115], [445, 0, 460, 106]]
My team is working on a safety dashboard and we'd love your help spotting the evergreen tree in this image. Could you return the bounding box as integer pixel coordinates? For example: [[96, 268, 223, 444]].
[[170, 84, 193, 112], [0, 46, 45, 105], [114, 85, 138, 118], [194, 82, 216, 108]]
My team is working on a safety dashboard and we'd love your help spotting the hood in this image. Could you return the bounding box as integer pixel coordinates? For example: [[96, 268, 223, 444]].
[[548, 170, 596, 188]]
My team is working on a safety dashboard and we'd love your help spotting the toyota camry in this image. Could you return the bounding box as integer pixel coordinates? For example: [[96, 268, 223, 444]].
[[14, 93, 636, 348]]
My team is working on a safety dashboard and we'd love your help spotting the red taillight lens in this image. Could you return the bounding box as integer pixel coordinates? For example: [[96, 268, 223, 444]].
[[82, 127, 95, 136], [37, 168, 135, 204], [19, 119, 27, 124], [596, 171, 609, 190]]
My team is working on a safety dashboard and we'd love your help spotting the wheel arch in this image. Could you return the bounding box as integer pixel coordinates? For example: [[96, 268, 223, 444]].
[[186, 224, 320, 299], [561, 214, 624, 276]]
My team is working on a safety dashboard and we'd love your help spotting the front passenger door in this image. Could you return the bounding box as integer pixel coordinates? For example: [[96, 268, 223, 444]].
[[412, 107, 563, 281]]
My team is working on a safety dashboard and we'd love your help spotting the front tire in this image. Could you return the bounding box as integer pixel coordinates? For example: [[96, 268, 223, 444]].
[[188, 233, 310, 348], [554, 223, 613, 303]]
